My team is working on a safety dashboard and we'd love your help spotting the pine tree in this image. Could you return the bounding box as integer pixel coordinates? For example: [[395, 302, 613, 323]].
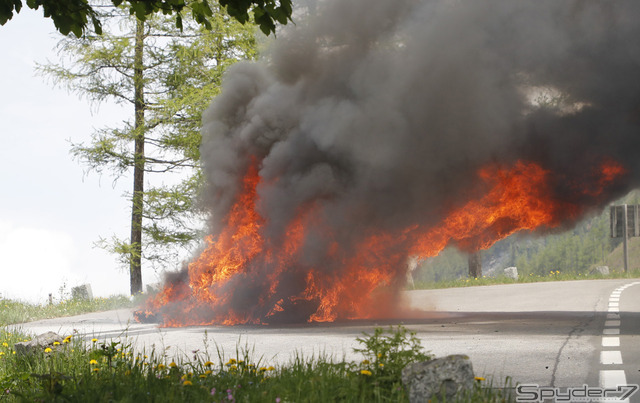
[[39, 2, 257, 294]]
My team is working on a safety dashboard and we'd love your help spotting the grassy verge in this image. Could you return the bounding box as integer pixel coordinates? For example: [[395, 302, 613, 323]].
[[0, 325, 514, 402], [413, 268, 640, 290], [0, 295, 134, 326]]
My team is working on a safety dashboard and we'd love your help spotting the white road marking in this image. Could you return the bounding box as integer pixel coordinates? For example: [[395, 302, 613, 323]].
[[600, 350, 623, 365], [600, 370, 630, 403], [600, 369, 627, 387], [602, 337, 620, 347], [597, 281, 640, 402]]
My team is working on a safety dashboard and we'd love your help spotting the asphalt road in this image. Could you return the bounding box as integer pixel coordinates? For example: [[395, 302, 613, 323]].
[[11, 278, 640, 392]]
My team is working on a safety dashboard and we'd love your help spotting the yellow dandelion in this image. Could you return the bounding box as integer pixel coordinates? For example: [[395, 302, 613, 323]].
[[205, 370, 212, 375], [259, 367, 267, 372], [2, 342, 8, 347], [92, 368, 100, 373], [377, 353, 382, 358], [0, 352, 4, 356], [204, 361, 214, 367], [169, 362, 177, 368], [199, 374, 207, 379], [182, 380, 192, 386], [91, 338, 98, 343], [157, 364, 166, 370], [53, 341, 60, 346], [226, 358, 237, 365], [44, 347, 52, 353], [229, 365, 237, 371], [361, 359, 370, 365], [474, 376, 486, 381], [90, 359, 98, 365], [267, 366, 275, 371], [62, 339, 70, 344], [360, 369, 372, 376], [378, 363, 384, 368]]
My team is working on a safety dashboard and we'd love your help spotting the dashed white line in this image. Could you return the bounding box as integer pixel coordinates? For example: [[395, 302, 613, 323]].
[[600, 350, 623, 365], [599, 370, 630, 403], [598, 281, 640, 398], [600, 369, 627, 386], [602, 337, 620, 347]]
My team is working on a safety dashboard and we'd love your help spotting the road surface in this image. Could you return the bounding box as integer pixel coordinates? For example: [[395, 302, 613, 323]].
[[10, 278, 640, 392]]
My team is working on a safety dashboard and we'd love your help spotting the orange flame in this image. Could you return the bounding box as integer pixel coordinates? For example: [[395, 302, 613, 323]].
[[138, 158, 626, 326]]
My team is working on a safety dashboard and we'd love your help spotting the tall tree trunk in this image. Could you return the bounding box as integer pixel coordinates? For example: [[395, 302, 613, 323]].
[[468, 251, 482, 278], [130, 18, 145, 295]]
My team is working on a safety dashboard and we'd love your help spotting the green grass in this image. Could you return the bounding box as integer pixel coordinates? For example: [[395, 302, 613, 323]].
[[0, 295, 134, 326], [0, 323, 514, 402], [413, 268, 640, 290]]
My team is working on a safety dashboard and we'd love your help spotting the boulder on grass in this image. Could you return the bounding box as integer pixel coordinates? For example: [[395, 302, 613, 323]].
[[504, 267, 518, 280], [593, 266, 610, 276], [402, 355, 475, 402], [14, 331, 63, 356], [71, 284, 93, 300]]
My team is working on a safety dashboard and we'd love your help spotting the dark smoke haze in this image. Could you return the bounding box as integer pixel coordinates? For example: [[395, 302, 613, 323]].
[[202, 0, 640, 245], [158, 0, 640, 322]]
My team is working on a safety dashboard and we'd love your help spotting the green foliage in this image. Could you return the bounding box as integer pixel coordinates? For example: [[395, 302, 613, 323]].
[[38, 4, 257, 272], [354, 326, 432, 378], [0, 0, 291, 37], [0, 0, 101, 36]]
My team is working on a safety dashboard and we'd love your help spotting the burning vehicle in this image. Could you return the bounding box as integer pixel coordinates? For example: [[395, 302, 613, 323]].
[[136, 0, 640, 326]]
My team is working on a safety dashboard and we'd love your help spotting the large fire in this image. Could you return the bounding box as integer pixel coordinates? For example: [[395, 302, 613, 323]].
[[136, 158, 625, 326]]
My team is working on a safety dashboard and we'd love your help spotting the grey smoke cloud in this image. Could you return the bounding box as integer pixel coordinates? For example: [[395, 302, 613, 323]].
[[176, 0, 640, 323]]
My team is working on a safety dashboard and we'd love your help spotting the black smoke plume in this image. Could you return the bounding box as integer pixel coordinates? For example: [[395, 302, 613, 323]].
[[152, 0, 640, 324]]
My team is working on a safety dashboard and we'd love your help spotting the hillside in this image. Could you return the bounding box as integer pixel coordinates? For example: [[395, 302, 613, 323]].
[[599, 236, 640, 272], [414, 191, 640, 282]]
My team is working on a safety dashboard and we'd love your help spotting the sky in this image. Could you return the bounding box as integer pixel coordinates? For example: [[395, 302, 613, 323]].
[[0, 8, 161, 303]]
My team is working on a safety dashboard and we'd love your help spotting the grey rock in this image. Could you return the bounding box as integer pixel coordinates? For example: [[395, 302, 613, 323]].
[[593, 266, 609, 276], [402, 355, 475, 402], [14, 331, 64, 356], [71, 284, 93, 300], [504, 267, 518, 280]]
